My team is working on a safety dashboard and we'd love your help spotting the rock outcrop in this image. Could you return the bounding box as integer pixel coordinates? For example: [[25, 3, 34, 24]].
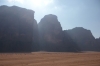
[[0, 5, 39, 52], [95, 38, 100, 51], [38, 14, 80, 52], [38, 14, 63, 51], [66, 27, 96, 51], [62, 30, 81, 52], [0, 5, 100, 52]]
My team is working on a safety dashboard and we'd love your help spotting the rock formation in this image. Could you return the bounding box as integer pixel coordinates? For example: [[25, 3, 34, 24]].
[[66, 27, 96, 51], [0, 5, 39, 52], [38, 14, 63, 51], [62, 30, 81, 52], [38, 14, 80, 52], [0, 5, 100, 52], [95, 38, 100, 51]]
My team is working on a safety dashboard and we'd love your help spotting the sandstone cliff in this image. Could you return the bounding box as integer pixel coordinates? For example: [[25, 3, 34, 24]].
[[0, 5, 99, 52], [66, 27, 96, 51], [38, 14, 80, 52], [38, 14, 63, 51], [0, 5, 38, 52]]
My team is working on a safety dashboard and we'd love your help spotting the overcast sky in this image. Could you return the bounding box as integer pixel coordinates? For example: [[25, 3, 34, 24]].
[[0, 0, 100, 38]]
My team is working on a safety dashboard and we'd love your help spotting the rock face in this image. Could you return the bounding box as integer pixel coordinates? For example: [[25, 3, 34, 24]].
[[38, 14, 63, 51], [0, 5, 100, 52], [38, 14, 80, 52], [62, 30, 81, 52], [0, 5, 39, 52], [95, 38, 100, 51], [67, 27, 96, 51]]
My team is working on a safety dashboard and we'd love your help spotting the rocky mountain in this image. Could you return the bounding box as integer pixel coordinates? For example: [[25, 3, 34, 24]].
[[38, 14, 80, 52], [0, 5, 99, 52], [0, 5, 39, 52], [66, 27, 97, 51], [38, 14, 63, 51]]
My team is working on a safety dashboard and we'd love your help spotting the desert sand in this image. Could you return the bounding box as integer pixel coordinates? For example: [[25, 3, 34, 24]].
[[0, 52, 100, 66]]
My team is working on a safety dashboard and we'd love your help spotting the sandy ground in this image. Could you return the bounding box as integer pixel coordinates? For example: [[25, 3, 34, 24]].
[[0, 52, 100, 66]]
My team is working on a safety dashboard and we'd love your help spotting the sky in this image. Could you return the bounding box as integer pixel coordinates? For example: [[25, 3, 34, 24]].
[[0, 0, 100, 38]]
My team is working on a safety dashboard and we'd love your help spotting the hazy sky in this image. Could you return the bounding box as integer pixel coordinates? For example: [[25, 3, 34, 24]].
[[0, 0, 100, 38]]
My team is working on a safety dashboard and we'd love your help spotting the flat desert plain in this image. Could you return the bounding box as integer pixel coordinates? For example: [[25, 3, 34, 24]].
[[0, 52, 100, 66]]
